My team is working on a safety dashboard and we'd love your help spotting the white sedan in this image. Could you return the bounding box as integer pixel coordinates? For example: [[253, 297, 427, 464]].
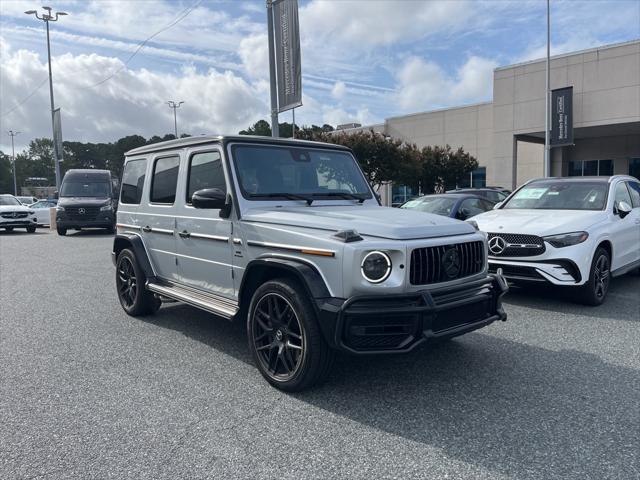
[[472, 175, 640, 305], [29, 200, 58, 226]]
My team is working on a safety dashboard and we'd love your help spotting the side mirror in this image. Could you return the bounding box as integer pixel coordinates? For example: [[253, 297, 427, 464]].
[[493, 201, 503, 209], [616, 201, 632, 218], [54, 191, 59, 199], [192, 188, 226, 209]]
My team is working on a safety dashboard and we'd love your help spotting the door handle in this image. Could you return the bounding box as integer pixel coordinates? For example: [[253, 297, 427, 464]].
[[142, 226, 152, 233], [178, 230, 190, 238]]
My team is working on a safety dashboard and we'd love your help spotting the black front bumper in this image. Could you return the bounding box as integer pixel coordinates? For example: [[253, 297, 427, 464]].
[[317, 274, 508, 354], [56, 213, 115, 229]]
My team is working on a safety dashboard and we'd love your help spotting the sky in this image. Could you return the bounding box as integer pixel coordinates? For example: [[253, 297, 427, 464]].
[[1, 0, 639, 152]]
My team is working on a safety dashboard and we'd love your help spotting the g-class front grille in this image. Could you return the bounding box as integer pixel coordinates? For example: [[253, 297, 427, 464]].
[[487, 233, 545, 257], [65, 206, 100, 220], [409, 241, 484, 285]]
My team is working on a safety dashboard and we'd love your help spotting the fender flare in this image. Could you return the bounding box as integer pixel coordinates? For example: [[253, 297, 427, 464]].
[[112, 233, 156, 280]]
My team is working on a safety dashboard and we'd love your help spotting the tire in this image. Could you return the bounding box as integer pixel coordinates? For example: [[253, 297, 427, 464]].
[[26, 225, 36, 233], [578, 247, 611, 306], [4, 227, 14, 232], [57, 227, 67, 236], [247, 278, 334, 392], [106, 225, 115, 234], [115, 248, 161, 316]]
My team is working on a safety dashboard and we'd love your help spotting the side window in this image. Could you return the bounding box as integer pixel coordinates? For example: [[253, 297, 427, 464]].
[[186, 151, 226, 203], [613, 182, 632, 209], [120, 159, 147, 205], [150, 155, 180, 204], [627, 181, 640, 208], [460, 198, 484, 217], [480, 199, 495, 211]]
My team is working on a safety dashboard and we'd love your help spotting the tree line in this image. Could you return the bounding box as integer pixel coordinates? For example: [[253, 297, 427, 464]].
[[1, 120, 477, 195]]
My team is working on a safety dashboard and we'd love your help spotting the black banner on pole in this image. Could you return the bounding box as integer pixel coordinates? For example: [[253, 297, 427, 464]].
[[551, 86, 573, 147], [273, 0, 302, 113]]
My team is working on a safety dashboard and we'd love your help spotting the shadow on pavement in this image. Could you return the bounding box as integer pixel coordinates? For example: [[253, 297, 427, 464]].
[[64, 229, 114, 238], [141, 301, 639, 479], [503, 275, 640, 322]]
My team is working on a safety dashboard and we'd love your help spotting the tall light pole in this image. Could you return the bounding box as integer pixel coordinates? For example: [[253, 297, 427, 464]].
[[167, 101, 184, 138], [25, 6, 67, 191], [266, 0, 279, 137], [544, 0, 551, 177], [7, 130, 21, 196]]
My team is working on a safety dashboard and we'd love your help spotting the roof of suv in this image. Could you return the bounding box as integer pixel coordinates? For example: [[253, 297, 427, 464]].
[[527, 175, 637, 184], [126, 135, 352, 157]]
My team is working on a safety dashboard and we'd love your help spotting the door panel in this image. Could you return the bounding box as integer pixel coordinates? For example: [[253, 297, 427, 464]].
[[175, 149, 235, 299], [143, 154, 180, 281], [609, 181, 637, 270]]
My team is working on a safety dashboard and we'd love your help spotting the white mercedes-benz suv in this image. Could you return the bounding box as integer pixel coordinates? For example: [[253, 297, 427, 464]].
[[472, 175, 640, 305]]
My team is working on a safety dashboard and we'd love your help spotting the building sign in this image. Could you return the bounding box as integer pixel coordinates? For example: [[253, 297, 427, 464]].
[[53, 108, 64, 163], [273, 0, 302, 112], [551, 86, 573, 147]]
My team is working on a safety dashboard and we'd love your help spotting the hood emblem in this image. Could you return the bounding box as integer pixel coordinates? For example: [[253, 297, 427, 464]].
[[488, 236, 507, 255], [78, 208, 86, 214], [442, 248, 461, 279]]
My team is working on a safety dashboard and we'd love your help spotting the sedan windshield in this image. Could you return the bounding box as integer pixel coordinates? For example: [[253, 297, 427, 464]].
[[401, 196, 457, 216], [232, 145, 372, 201], [504, 181, 608, 210], [60, 181, 111, 197], [0, 196, 20, 206]]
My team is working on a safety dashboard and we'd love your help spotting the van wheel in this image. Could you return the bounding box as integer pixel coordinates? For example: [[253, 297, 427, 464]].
[[116, 248, 160, 316], [106, 224, 115, 234], [5, 227, 14, 232], [57, 227, 67, 236], [247, 279, 334, 392], [579, 247, 610, 306], [26, 225, 36, 233]]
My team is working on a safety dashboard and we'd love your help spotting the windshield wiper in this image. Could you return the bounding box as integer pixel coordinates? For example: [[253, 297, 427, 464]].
[[312, 192, 367, 203], [249, 193, 314, 205]]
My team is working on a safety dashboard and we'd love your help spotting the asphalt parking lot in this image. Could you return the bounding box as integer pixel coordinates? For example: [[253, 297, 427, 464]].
[[1, 229, 639, 480]]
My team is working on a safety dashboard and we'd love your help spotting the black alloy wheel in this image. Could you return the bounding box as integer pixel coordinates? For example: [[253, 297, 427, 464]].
[[247, 279, 334, 391], [252, 293, 305, 381], [580, 247, 611, 306], [115, 249, 160, 316]]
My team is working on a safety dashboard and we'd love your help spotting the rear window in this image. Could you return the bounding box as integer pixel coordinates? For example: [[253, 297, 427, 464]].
[[150, 156, 180, 204], [120, 159, 147, 205]]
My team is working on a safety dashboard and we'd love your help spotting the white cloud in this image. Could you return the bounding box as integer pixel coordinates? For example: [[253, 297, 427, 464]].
[[238, 33, 269, 79], [0, 40, 268, 150], [331, 81, 346, 100], [394, 55, 497, 111]]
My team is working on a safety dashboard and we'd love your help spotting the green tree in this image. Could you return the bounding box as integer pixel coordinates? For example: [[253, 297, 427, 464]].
[[417, 145, 478, 193], [0, 151, 13, 193], [239, 120, 272, 136]]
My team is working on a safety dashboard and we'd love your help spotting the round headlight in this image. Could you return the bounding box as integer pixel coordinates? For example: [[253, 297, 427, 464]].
[[361, 251, 392, 283]]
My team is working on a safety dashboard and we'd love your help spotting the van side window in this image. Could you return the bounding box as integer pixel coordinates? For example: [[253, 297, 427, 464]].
[[186, 151, 226, 203], [150, 155, 180, 204], [120, 159, 147, 204]]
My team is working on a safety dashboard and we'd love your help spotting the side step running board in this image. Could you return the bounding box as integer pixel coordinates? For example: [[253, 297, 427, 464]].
[[146, 281, 239, 319]]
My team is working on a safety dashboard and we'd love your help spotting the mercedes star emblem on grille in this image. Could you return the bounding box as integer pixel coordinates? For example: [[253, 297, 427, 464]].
[[78, 208, 86, 215], [442, 248, 461, 278], [488, 236, 507, 255]]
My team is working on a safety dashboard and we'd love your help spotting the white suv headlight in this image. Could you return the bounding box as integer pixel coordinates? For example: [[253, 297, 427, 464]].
[[543, 231, 589, 248], [56, 206, 64, 212], [100, 204, 113, 211], [361, 251, 392, 283]]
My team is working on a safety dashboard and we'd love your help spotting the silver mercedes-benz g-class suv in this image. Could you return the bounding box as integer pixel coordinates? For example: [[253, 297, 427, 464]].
[[112, 136, 507, 391]]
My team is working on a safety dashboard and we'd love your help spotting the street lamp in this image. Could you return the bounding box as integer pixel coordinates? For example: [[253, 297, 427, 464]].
[[167, 101, 184, 138], [7, 130, 21, 196], [24, 6, 68, 191]]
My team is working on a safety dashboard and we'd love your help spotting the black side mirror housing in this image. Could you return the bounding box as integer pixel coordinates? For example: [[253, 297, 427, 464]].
[[616, 200, 632, 218], [192, 188, 227, 210], [54, 191, 59, 199]]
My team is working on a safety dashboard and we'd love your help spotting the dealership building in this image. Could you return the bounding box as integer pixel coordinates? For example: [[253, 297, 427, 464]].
[[347, 40, 640, 204]]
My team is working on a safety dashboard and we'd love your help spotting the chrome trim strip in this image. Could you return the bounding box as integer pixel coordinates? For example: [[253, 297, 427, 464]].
[[116, 223, 141, 230], [189, 232, 229, 242], [118, 210, 225, 221], [247, 240, 335, 256], [152, 227, 174, 235]]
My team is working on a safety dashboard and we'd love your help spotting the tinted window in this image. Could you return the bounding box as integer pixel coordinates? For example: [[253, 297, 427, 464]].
[[187, 151, 226, 203], [233, 145, 371, 199], [0, 196, 20, 206], [150, 156, 180, 204], [120, 159, 147, 205], [60, 179, 111, 197], [401, 196, 457, 216], [627, 181, 640, 208], [460, 198, 491, 218], [504, 181, 608, 210], [614, 182, 632, 208]]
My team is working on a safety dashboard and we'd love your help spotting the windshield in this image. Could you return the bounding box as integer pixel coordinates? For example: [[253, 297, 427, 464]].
[[60, 180, 111, 198], [401, 196, 457, 216], [232, 145, 372, 201], [504, 181, 608, 210], [0, 196, 20, 206]]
